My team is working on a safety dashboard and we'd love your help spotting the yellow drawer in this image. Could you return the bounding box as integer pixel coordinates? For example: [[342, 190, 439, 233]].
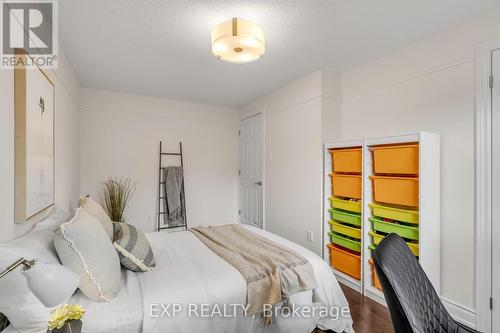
[[329, 220, 362, 239], [369, 231, 419, 256], [329, 196, 361, 213]]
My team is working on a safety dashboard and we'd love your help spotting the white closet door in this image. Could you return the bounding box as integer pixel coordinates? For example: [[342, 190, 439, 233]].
[[239, 113, 264, 228], [492, 48, 500, 333]]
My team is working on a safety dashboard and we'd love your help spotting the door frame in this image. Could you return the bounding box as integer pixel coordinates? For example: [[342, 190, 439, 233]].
[[475, 36, 500, 333], [238, 108, 266, 229]]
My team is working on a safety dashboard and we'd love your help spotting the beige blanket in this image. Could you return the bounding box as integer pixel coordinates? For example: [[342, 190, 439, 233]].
[[190, 225, 318, 320]]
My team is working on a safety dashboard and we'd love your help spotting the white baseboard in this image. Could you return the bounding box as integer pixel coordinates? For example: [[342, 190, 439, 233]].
[[441, 297, 476, 329]]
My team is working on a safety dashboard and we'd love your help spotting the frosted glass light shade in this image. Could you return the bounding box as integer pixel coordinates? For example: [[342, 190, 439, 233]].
[[22, 262, 79, 307], [211, 17, 265, 64]]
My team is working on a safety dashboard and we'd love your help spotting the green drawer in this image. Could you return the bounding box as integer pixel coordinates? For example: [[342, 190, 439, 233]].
[[329, 209, 361, 227], [328, 232, 361, 252], [369, 216, 419, 240]]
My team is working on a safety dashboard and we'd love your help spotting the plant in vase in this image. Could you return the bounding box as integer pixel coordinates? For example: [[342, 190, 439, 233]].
[[100, 177, 136, 223], [47, 304, 85, 333]]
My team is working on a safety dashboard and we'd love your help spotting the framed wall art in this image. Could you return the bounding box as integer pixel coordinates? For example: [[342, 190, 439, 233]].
[[14, 49, 55, 224]]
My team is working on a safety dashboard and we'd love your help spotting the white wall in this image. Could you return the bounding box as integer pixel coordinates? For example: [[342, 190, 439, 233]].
[[240, 70, 342, 255], [79, 89, 239, 233], [238, 10, 500, 315], [341, 10, 500, 311], [0, 49, 81, 242]]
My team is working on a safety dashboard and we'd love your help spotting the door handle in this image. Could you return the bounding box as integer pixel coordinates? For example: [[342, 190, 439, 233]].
[[254, 181, 262, 186]]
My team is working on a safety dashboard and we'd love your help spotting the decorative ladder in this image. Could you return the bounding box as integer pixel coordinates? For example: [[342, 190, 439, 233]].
[[157, 141, 187, 231]]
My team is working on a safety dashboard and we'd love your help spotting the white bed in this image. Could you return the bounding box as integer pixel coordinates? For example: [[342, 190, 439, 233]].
[[71, 225, 353, 333], [2, 223, 353, 333]]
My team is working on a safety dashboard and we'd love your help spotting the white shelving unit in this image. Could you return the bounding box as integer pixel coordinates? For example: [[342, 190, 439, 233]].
[[323, 132, 440, 306]]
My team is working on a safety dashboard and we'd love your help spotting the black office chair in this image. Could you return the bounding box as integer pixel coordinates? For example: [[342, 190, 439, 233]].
[[373, 233, 480, 333]]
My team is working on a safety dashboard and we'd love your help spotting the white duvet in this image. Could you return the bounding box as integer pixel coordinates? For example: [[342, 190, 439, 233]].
[[7, 225, 353, 333], [139, 225, 354, 333]]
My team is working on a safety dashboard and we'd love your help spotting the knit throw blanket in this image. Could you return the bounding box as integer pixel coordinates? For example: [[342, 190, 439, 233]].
[[190, 225, 318, 324], [163, 166, 184, 223]]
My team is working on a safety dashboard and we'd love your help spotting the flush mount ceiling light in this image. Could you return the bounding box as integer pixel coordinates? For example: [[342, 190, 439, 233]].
[[211, 17, 265, 64]]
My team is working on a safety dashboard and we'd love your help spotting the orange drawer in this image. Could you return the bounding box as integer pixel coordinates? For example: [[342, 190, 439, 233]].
[[368, 259, 382, 290], [328, 243, 361, 280], [330, 173, 362, 199], [371, 144, 419, 175], [329, 148, 362, 174], [370, 175, 419, 207]]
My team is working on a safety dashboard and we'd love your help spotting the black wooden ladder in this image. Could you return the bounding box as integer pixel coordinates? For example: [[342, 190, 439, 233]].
[[157, 141, 187, 231]]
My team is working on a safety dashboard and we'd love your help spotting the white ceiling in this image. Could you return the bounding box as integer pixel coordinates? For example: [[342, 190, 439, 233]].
[[60, 0, 500, 107]]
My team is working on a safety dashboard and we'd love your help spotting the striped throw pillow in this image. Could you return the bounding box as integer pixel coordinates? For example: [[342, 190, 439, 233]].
[[113, 223, 155, 272]]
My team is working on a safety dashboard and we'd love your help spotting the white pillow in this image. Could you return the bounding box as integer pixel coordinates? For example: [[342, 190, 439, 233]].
[[54, 209, 121, 301], [81, 196, 114, 240], [0, 224, 62, 333]]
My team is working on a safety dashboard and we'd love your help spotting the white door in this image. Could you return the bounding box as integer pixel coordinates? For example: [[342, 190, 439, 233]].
[[492, 48, 500, 332], [239, 113, 264, 228]]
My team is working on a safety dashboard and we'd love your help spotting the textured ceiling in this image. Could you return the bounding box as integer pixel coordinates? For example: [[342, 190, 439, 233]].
[[60, 0, 500, 106]]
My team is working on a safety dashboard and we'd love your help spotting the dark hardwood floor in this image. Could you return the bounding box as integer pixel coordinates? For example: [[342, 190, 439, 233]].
[[316, 283, 394, 333]]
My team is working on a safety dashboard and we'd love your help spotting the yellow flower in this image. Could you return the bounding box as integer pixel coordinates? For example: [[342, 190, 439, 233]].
[[48, 304, 85, 330], [67, 304, 85, 321]]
